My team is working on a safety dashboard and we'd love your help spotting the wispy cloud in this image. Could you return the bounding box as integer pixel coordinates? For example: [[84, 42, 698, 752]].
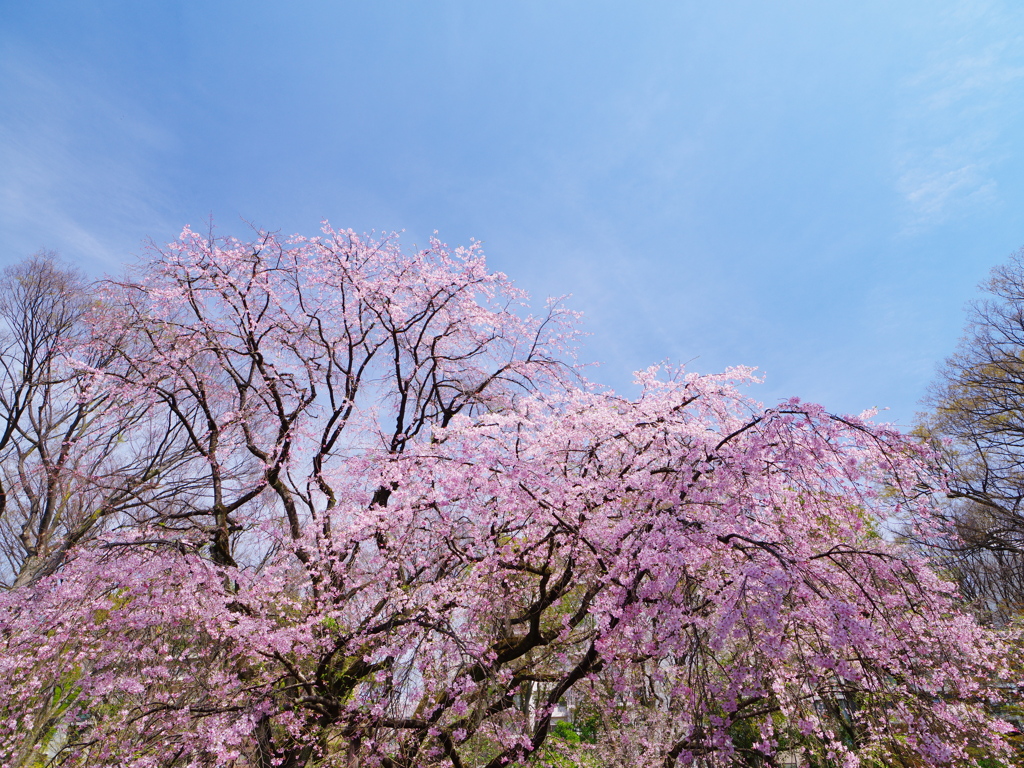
[[0, 51, 178, 271], [894, 3, 1024, 234], [896, 150, 999, 230]]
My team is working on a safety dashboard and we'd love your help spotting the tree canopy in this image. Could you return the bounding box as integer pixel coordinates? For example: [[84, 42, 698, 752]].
[[0, 227, 1015, 768]]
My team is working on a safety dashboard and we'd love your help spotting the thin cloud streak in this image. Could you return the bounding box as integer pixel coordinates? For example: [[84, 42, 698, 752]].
[[894, 4, 1024, 233], [0, 52, 177, 270]]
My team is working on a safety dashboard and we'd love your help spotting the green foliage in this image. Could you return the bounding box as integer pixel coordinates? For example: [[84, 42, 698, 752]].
[[550, 721, 580, 745], [527, 720, 597, 768]]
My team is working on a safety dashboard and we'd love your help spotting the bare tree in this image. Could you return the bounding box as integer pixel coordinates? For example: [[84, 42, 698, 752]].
[[0, 253, 196, 588], [921, 247, 1024, 623]]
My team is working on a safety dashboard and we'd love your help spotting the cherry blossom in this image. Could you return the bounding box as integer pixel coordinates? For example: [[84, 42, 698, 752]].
[[0, 226, 1013, 768]]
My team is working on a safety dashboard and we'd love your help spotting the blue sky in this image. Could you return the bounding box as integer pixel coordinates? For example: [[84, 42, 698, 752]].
[[3, 0, 1024, 426]]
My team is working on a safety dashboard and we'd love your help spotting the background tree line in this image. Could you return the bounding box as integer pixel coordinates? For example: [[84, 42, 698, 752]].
[[920, 249, 1024, 630]]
